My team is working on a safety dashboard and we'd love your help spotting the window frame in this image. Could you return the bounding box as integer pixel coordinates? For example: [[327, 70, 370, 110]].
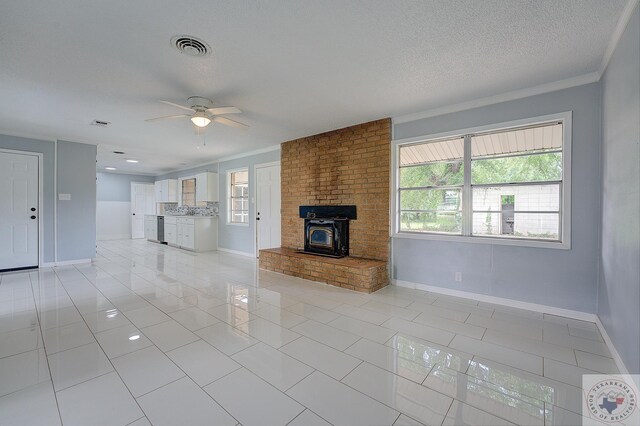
[[227, 168, 250, 226], [181, 177, 196, 207], [392, 112, 572, 249]]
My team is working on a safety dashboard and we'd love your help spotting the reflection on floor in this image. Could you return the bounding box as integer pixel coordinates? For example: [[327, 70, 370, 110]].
[[0, 239, 617, 425]]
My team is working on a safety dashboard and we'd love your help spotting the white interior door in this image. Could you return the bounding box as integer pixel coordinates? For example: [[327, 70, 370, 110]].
[[0, 152, 39, 270], [256, 163, 281, 255], [131, 183, 155, 239]]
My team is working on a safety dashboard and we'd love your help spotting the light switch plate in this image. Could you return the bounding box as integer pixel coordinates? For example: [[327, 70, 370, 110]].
[[58, 193, 71, 201]]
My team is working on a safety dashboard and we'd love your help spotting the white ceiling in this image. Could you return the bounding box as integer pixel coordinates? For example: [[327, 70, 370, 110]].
[[0, 0, 628, 175]]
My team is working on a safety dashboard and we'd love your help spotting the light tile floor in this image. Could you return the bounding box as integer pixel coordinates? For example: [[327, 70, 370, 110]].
[[0, 239, 617, 426]]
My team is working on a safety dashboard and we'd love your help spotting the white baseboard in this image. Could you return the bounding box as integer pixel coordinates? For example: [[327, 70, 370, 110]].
[[97, 234, 130, 241], [217, 247, 256, 258], [392, 279, 597, 322], [41, 258, 92, 268], [392, 278, 632, 378], [595, 316, 633, 380]]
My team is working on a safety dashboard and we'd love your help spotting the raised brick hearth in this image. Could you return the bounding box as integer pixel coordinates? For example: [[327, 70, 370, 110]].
[[259, 118, 391, 293], [259, 248, 388, 293]]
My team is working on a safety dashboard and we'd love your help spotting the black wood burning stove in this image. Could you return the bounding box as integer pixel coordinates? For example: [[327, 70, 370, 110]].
[[299, 205, 356, 258]]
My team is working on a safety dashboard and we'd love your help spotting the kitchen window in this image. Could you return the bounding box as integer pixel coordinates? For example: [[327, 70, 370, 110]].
[[228, 169, 249, 224], [393, 112, 571, 249]]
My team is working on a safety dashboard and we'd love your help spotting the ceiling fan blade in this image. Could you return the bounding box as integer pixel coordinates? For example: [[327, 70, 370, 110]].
[[145, 114, 189, 122], [206, 106, 241, 115], [159, 100, 195, 112], [213, 116, 249, 129]]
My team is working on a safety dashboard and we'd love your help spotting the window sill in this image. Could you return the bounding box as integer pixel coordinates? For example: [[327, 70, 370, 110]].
[[392, 231, 570, 250], [226, 222, 250, 227]]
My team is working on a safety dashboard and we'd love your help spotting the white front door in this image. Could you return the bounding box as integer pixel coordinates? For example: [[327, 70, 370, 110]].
[[256, 163, 281, 255], [131, 183, 155, 239], [0, 152, 39, 270]]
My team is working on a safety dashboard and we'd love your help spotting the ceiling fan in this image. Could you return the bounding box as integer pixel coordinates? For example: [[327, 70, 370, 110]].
[[145, 96, 248, 129]]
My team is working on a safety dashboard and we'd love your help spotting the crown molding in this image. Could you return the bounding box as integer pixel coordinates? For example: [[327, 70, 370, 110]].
[[393, 72, 600, 124], [599, 0, 640, 76], [156, 143, 281, 176]]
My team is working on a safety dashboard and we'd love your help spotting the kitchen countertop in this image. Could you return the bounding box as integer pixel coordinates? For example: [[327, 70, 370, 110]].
[[163, 215, 217, 219]]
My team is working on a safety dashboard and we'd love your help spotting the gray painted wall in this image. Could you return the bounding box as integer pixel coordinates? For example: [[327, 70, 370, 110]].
[[599, 5, 640, 374], [393, 83, 602, 313], [0, 134, 56, 263], [56, 140, 97, 262], [218, 150, 281, 254], [97, 172, 155, 202]]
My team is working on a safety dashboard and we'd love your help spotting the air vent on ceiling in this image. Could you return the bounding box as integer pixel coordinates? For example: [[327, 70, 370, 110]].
[[91, 119, 110, 127], [171, 35, 210, 57], [113, 151, 125, 155]]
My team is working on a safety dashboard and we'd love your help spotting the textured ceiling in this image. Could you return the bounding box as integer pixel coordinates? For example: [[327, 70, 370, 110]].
[[0, 0, 627, 175]]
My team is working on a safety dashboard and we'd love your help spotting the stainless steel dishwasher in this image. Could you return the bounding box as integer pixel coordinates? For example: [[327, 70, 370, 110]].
[[157, 216, 165, 243]]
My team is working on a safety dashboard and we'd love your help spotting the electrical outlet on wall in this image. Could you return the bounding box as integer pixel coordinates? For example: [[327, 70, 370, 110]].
[[454, 272, 462, 282]]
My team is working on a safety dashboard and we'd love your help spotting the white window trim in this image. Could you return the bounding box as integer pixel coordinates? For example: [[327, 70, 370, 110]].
[[391, 111, 572, 250], [226, 167, 250, 227]]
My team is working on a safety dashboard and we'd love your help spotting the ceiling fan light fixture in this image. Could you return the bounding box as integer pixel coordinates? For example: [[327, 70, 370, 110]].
[[191, 112, 211, 127]]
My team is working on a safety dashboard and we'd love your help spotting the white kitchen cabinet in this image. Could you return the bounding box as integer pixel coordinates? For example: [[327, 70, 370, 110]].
[[155, 179, 178, 203], [195, 172, 218, 202], [144, 215, 157, 241], [164, 223, 177, 244], [164, 216, 177, 244], [170, 217, 217, 252]]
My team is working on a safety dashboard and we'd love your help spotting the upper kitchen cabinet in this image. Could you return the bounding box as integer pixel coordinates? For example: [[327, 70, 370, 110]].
[[178, 172, 218, 205], [155, 179, 178, 202], [195, 172, 218, 202]]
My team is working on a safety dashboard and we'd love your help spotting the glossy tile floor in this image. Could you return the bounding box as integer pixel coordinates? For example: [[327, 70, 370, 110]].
[[0, 240, 617, 426]]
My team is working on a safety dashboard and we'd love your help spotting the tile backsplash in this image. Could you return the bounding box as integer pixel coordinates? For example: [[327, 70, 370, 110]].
[[163, 202, 219, 217]]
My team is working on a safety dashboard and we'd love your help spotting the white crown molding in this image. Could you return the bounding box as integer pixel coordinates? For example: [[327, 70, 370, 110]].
[[0, 129, 57, 143], [393, 72, 600, 124], [158, 144, 281, 176], [97, 169, 157, 177], [599, 0, 640, 76], [216, 144, 281, 163]]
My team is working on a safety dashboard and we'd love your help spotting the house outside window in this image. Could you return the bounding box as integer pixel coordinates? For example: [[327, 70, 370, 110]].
[[394, 112, 571, 249], [228, 169, 249, 224]]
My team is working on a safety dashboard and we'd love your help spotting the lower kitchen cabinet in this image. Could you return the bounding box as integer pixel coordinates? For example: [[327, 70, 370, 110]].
[[164, 223, 177, 245], [167, 217, 217, 252], [144, 215, 157, 241]]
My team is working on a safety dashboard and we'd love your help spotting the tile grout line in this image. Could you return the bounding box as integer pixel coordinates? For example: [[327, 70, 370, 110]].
[[26, 269, 66, 426], [79, 255, 245, 425], [50, 264, 149, 421]]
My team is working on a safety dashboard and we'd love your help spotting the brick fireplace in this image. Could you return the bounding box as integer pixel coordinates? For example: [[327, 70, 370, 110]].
[[259, 118, 391, 293]]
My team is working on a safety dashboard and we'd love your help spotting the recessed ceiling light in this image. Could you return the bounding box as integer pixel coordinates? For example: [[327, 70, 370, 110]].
[[126, 159, 139, 163], [128, 335, 140, 341], [105, 167, 116, 170]]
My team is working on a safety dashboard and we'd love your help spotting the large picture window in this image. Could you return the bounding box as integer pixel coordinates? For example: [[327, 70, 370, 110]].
[[395, 114, 571, 248], [228, 169, 249, 224]]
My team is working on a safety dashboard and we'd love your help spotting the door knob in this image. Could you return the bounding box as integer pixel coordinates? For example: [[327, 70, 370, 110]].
[[30, 207, 36, 212], [30, 215, 36, 220]]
